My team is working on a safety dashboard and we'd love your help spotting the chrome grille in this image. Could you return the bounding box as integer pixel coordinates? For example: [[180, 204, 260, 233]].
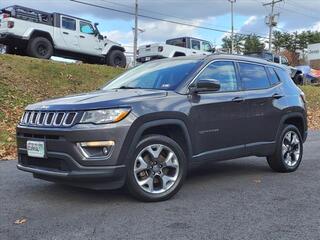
[[21, 111, 77, 127]]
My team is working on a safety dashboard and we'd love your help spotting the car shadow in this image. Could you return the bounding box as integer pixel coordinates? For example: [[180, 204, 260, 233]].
[[26, 157, 272, 203]]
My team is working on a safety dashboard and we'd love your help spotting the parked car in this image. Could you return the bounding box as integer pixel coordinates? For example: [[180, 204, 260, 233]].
[[246, 51, 304, 84], [137, 37, 215, 63], [16, 54, 308, 201], [0, 5, 126, 67]]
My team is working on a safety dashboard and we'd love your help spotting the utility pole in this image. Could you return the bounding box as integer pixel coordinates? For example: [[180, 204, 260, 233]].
[[133, 0, 138, 66], [228, 0, 236, 54], [263, 0, 282, 51]]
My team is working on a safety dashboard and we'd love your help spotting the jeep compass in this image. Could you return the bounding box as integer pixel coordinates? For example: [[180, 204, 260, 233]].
[[16, 55, 308, 201]]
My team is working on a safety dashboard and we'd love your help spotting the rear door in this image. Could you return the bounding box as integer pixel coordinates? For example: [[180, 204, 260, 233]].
[[238, 62, 284, 149], [58, 16, 79, 51], [79, 21, 103, 56], [189, 60, 247, 160]]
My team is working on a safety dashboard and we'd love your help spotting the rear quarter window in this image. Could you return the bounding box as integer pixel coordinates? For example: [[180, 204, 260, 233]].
[[238, 62, 270, 90], [267, 67, 281, 86]]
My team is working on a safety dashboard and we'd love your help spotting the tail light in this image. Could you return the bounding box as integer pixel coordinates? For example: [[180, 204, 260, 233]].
[[7, 21, 14, 28], [158, 46, 164, 52], [300, 92, 306, 104]]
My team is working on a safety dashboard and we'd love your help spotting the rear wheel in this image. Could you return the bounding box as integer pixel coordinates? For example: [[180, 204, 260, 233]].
[[267, 124, 303, 172], [106, 50, 126, 68], [126, 135, 187, 202], [27, 37, 53, 59]]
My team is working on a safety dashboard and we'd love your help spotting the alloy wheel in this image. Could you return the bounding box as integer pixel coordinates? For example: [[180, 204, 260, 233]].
[[282, 131, 301, 167], [133, 144, 179, 194]]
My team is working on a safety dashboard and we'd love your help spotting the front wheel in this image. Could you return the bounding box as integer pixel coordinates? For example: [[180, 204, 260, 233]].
[[106, 50, 126, 68], [126, 135, 187, 202], [267, 124, 303, 172]]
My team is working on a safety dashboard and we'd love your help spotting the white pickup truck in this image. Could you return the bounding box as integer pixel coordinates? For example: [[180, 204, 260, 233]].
[[0, 5, 126, 67], [137, 37, 215, 63]]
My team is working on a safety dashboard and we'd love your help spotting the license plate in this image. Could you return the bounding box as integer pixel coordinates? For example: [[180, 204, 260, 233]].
[[27, 141, 45, 158], [145, 56, 151, 61]]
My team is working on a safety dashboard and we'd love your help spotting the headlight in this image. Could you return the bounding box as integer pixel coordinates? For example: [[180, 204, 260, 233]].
[[80, 108, 130, 124]]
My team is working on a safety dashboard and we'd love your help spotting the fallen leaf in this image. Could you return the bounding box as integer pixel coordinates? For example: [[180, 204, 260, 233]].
[[14, 218, 27, 225]]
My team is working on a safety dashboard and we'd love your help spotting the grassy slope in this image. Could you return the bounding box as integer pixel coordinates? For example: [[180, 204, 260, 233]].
[[300, 85, 320, 130], [0, 54, 124, 159], [0, 54, 319, 159]]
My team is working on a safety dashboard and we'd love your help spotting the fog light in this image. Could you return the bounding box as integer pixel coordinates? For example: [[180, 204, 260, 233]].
[[78, 141, 115, 158], [80, 141, 114, 147]]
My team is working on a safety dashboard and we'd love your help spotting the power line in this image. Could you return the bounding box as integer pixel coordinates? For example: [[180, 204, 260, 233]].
[[99, 0, 232, 30], [69, 0, 269, 39]]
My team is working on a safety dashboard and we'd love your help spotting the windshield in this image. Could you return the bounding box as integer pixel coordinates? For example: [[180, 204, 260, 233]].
[[103, 59, 200, 91]]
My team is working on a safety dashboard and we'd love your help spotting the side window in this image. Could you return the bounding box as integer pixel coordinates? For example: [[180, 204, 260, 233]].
[[239, 63, 270, 90], [191, 40, 200, 50], [202, 41, 212, 52], [267, 67, 281, 86], [196, 61, 238, 92], [62, 17, 76, 31], [80, 22, 95, 35]]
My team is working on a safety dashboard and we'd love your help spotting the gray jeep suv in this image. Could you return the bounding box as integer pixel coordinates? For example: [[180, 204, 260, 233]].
[[16, 54, 308, 201]]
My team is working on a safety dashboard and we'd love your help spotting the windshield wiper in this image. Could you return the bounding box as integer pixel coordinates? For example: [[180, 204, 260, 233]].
[[117, 86, 141, 89]]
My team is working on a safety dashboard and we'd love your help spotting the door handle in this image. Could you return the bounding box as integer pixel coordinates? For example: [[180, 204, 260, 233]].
[[63, 32, 69, 35], [232, 97, 245, 103], [80, 35, 85, 38], [272, 93, 283, 99]]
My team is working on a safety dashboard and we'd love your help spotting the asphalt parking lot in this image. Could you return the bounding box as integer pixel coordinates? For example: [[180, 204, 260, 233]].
[[1, 131, 319, 240]]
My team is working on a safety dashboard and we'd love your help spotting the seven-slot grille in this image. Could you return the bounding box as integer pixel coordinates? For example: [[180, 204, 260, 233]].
[[21, 111, 77, 127]]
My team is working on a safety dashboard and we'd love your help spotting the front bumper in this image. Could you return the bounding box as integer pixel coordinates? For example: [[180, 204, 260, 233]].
[[16, 123, 131, 189]]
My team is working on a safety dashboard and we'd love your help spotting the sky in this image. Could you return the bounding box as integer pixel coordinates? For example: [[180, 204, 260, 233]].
[[2, 0, 320, 51]]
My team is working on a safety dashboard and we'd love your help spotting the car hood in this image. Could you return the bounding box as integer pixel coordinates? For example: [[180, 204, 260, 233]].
[[26, 89, 168, 111]]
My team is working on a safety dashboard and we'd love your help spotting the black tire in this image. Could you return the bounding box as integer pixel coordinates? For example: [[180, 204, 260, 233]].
[[293, 74, 303, 85], [27, 37, 53, 59], [126, 135, 187, 202], [267, 124, 303, 173], [106, 50, 126, 68]]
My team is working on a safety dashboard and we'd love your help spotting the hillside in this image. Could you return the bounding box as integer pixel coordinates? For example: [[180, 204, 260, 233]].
[[0, 54, 124, 159], [0, 54, 319, 159]]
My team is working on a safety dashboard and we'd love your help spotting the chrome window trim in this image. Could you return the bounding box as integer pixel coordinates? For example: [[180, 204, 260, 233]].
[[187, 59, 278, 93]]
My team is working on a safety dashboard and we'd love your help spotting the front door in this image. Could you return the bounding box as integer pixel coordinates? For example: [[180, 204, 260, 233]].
[[79, 21, 103, 56], [189, 61, 247, 161]]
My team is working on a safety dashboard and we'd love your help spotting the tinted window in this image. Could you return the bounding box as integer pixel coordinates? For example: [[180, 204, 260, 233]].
[[166, 38, 186, 48], [80, 22, 95, 34], [62, 17, 76, 31], [103, 60, 200, 90], [196, 61, 238, 92], [239, 63, 270, 90], [267, 67, 280, 85], [191, 40, 200, 50]]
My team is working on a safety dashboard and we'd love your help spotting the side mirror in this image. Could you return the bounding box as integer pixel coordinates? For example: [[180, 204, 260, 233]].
[[189, 79, 220, 94]]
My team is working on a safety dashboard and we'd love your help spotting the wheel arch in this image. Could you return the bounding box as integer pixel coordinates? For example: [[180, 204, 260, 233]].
[[121, 119, 193, 166], [29, 30, 54, 45], [106, 45, 125, 55], [278, 112, 307, 142], [172, 51, 186, 57]]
